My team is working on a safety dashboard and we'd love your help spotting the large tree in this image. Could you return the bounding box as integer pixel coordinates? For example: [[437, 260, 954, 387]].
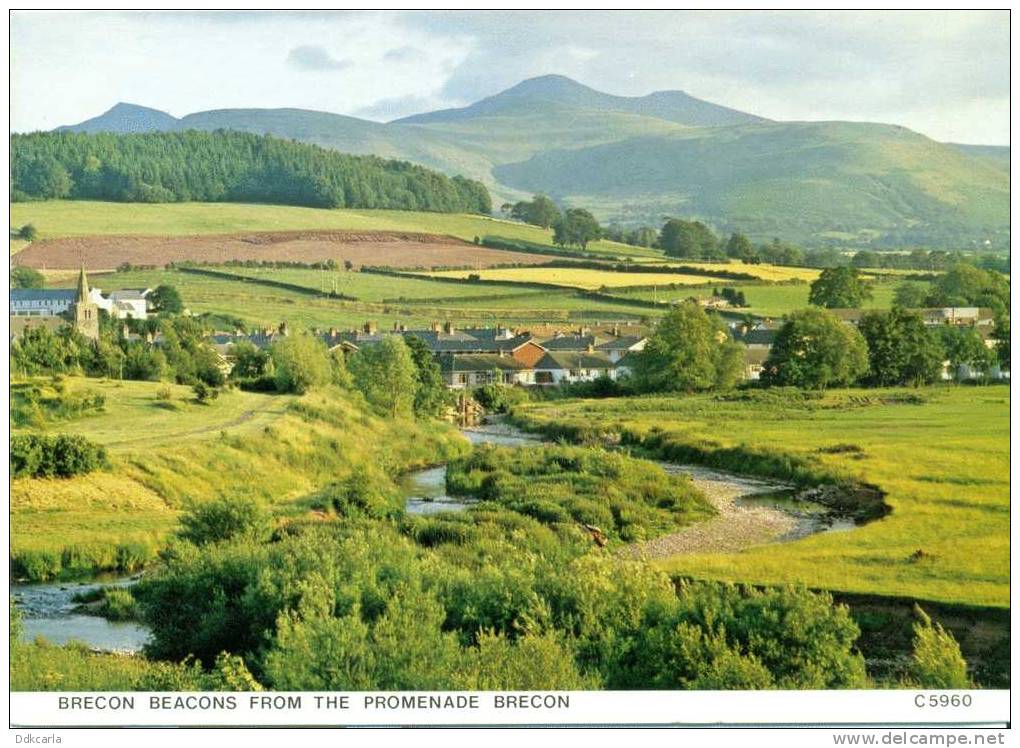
[[858, 309, 944, 386], [553, 208, 602, 250], [659, 219, 720, 260], [404, 334, 450, 418], [349, 336, 418, 418], [632, 300, 743, 392], [270, 334, 332, 394], [762, 308, 869, 389], [892, 281, 930, 309], [10, 266, 45, 289], [510, 194, 561, 229], [808, 266, 873, 309], [724, 232, 756, 263], [938, 326, 996, 380], [927, 263, 1010, 316], [148, 285, 184, 315]]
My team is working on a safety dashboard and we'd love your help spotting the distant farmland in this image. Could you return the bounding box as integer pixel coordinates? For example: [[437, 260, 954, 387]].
[[13, 230, 555, 271]]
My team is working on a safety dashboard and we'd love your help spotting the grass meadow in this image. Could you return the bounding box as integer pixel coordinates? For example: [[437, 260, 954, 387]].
[[10, 379, 468, 580], [9, 200, 657, 260], [513, 386, 1009, 608]]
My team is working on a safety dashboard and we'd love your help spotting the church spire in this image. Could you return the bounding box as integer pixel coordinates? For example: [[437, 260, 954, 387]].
[[76, 264, 90, 303]]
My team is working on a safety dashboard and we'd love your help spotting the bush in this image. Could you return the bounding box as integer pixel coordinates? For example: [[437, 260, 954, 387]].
[[907, 607, 971, 688], [10, 434, 107, 479], [178, 496, 271, 546]]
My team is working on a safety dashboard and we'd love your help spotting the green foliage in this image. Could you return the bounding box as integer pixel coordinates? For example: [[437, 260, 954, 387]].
[[178, 496, 271, 546], [858, 309, 945, 386], [148, 284, 183, 315], [510, 194, 561, 229], [938, 326, 996, 380], [907, 608, 971, 688], [404, 334, 451, 418], [11, 265, 45, 288], [10, 381, 106, 428], [10, 433, 107, 479], [271, 334, 332, 394], [927, 263, 1010, 316], [809, 266, 873, 308], [349, 336, 418, 418], [19, 223, 39, 240], [317, 470, 403, 520], [444, 444, 714, 543], [72, 586, 140, 621], [553, 208, 602, 250], [659, 219, 721, 260], [724, 231, 756, 262], [473, 383, 532, 413], [229, 340, 273, 381], [632, 300, 743, 392], [12, 130, 492, 214], [763, 308, 869, 389], [892, 281, 930, 309]]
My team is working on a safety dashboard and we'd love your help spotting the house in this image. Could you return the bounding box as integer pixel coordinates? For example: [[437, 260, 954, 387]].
[[534, 350, 617, 385], [595, 335, 648, 363], [101, 288, 151, 320], [439, 353, 534, 388], [10, 288, 79, 317], [742, 347, 770, 381]]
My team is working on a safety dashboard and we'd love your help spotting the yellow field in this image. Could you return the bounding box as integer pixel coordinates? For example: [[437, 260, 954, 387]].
[[424, 267, 735, 290], [657, 260, 821, 282]]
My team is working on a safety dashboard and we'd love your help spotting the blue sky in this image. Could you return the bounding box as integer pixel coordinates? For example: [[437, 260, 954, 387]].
[[10, 10, 1010, 144]]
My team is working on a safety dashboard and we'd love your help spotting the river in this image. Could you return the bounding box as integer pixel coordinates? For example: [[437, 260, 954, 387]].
[[13, 419, 852, 652]]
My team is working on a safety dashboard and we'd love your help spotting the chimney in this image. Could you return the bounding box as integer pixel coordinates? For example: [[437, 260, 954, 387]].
[[329, 327, 337, 340], [399, 323, 407, 332], [364, 320, 377, 335], [122, 323, 130, 338], [587, 343, 595, 354], [612, 324, 620, 337], [278, 322, 289, 336], [443, 321, 454, 334], [431, 320, 440, 332]]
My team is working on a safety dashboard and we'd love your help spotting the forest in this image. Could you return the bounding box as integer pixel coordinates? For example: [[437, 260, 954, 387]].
[[10, 131, 492, 214]]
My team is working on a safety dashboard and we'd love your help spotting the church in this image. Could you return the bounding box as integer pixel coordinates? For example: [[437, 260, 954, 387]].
[[9, 266, 101, 342]]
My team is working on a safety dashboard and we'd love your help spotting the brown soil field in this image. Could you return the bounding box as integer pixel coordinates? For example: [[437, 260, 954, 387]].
[[13, 230, 555, 271]]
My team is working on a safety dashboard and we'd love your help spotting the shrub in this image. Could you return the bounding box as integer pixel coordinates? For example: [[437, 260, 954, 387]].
[[907, 608, 971, 688], [10, 434, 107, 479], [178, 496, 271, 545]]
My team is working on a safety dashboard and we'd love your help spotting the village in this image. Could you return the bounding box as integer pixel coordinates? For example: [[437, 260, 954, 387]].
[[9, 268, 1006, 387]]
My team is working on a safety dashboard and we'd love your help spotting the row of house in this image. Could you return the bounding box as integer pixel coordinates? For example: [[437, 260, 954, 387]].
[[732, 306, 1004, 381], [210, 321, 650, 388]]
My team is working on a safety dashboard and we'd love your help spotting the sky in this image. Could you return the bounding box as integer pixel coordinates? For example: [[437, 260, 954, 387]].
[[10, 10, 1011, 144]]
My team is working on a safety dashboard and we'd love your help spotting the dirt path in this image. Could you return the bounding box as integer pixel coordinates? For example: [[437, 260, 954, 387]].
[[620, 465, 798, 558]]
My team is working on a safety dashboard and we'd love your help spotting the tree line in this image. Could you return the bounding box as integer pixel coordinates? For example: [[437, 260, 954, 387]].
[[11, 130, 492, 214]]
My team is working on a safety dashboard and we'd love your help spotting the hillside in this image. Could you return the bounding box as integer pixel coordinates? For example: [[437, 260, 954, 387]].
[[494, 121, 1011, 247], [54, 76, 1011, 247]]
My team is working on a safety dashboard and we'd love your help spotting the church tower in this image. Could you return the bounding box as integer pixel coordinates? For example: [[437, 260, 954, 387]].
[[71, 265, 100, 341]]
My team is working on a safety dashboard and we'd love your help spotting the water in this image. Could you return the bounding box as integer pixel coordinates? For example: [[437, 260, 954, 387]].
[[12, 576, 150, 653]]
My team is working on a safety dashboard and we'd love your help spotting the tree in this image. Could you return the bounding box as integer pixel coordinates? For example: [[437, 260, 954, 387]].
[[553, 208, 602, 250], [660, 219, 719, 260], [270, 334, 332, 394], [808, 266, 873, 308], [230, 340, 273, 380], [19, 224, 38, 241], [349, 336, 418, 418], [10, 266, 45, 289], [938, 326, 995, 381], [927, 263, 1010, 316], [148, 285, 184, 315], [892, 281, 930, 309], [724, 232, 756, 262], [404, 335, 450, 418], [762, 308, 869, 389], [511, 195, 561, 229], [858, 309, 944, 386], [992, 317, 1009, 372], [632, 301, 744, 393]]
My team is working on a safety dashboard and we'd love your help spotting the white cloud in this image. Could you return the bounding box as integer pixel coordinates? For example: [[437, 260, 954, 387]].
[[10, 10, 1009, 143]]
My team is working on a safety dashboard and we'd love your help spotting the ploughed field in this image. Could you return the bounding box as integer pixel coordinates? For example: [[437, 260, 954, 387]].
[[14, 230, 553, 271]]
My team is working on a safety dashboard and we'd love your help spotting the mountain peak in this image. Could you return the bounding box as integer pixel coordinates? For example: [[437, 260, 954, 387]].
[[393, 75, 765, 127], [58, 102, 179, 133]]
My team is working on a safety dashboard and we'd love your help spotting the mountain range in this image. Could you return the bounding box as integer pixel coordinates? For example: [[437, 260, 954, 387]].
[[56, 74, 1009, 248]]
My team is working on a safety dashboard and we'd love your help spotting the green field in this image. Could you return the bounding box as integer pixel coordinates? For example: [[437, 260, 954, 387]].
[[9, 200, 660, 261], [55, 267, 664, 330], [611, 280, 900, 318], [513, 386, 1009, 608]]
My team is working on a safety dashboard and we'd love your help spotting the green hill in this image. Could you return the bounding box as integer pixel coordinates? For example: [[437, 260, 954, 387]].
[[54, 76, 1010, 247], [494, 121, 1010, 247]]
